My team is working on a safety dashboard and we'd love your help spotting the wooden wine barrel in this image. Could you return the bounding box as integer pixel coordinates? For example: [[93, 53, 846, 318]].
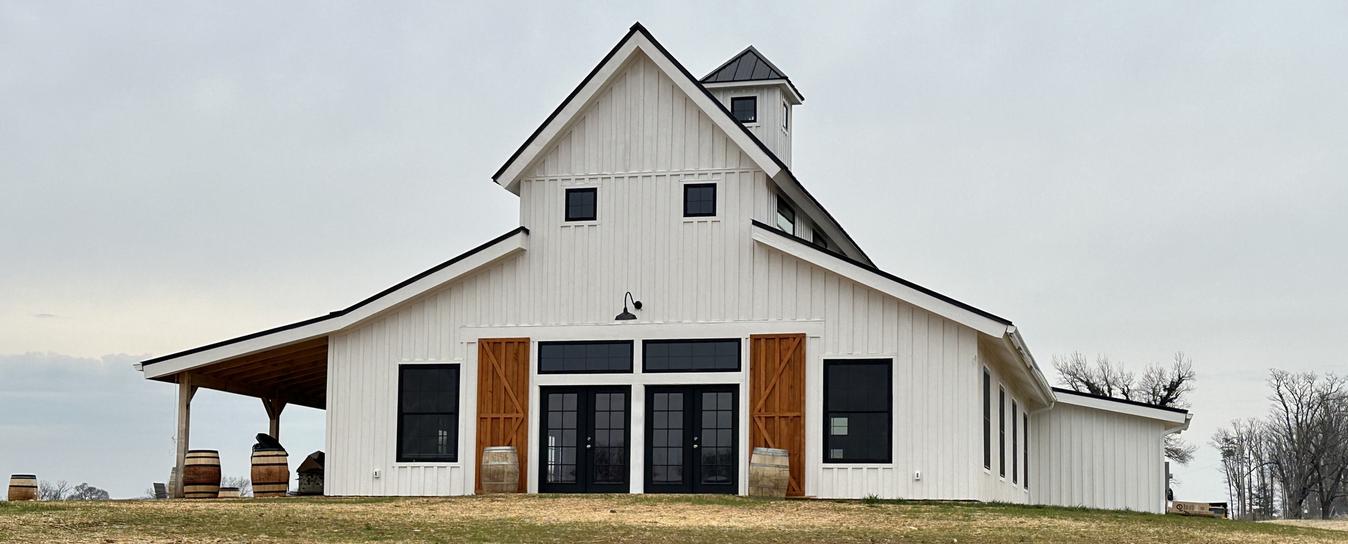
[[7, 474, 38, 501], [183, 450, 222, 499], [748, 447, 790, 498], [479, 446, 520, 493], [251, 449, 289, 497]]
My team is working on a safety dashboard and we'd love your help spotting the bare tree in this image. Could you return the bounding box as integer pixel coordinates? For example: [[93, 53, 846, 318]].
[[66, 483, 110, 501], [1054, 351, 1197, 464], [1214, 419, 1276, 520], [221, 476, 253, 498], [1264, 370, 1345, 519], [38, 480, 72, 501]]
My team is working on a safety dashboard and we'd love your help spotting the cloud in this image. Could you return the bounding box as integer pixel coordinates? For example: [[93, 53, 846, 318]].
[[32, 313, 60, 319]]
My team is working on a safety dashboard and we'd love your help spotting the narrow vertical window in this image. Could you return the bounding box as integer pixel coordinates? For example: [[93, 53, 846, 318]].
[[397, 365, 460, 463], [782, 101, 789, 131], [824, 359, 892, 463], [775, 196, 796, 235], [1012, 400, 1019, 484], [682, 183, 717, 217], [731, 96, 757, 123], [565, 187, 597, 222], [998, 386, 1006, 478], [983, 369, 991, 470], [1024, 413, 1030, 490]]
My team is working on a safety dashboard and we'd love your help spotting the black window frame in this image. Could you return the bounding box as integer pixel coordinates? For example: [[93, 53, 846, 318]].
[[1012, 400, 1019, 484], [999, 386, 1006, 478], [810, 227, 829, 249], [823, 358, 893, 464], [564, 187, 597, 222], [642, 338, 741, 373], [538, 340, 634, 374], [1024, 413, 1030, 490], [775, 196, 796, 235], [396, 364, 460, 463], [983, 369, 991, 470], [731, 96, 757, 123], [682, 183, 718, 218], [782, 101, 789, 131]]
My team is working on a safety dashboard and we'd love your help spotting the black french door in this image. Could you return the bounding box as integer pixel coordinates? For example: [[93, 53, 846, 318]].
[[539, 386, 630, 493], [645, 385, 738, 494]]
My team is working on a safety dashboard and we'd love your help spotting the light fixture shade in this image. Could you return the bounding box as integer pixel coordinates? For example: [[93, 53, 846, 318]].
[[615, 309, 637, 321]]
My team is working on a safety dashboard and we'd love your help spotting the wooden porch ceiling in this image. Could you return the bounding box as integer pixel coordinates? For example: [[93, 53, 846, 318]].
[[153, 337, 328, 409]]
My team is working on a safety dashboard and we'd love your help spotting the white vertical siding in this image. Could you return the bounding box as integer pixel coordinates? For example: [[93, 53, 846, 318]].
[[708, 85, 791, 166], [1030, 402, 1168, 513]]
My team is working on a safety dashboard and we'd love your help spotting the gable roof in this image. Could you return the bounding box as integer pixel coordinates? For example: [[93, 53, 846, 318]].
[[138, 227, 529, 379], [700, 45, 805, 102], [491, 22, 873, 266]]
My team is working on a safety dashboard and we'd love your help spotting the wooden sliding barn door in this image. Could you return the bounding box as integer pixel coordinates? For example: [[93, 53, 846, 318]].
[[749, 333, 806, 497], [476, 338, 530, 493]]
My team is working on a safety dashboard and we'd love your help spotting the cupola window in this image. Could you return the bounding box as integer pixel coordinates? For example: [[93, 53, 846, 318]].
[[731, 96, 757, 124]]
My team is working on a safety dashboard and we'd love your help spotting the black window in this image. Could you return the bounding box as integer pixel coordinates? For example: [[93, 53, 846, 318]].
[[983, 369, 991, 470], [775, 196, 795, 235], [731, 96, 757, 123], [824, 359, 892, 463], [539, 341, 633, 374], [999, 386, 1006, 477], [811, 227, 830, 249], [782, 102, 789, 130], [565, 187, 596, 221], [1024, 413, 1030, 489], [683, 183, 717, 218], [397, 365, 459, 463], [643, 339, 739, 372], [1012, 400, 1019, 484]]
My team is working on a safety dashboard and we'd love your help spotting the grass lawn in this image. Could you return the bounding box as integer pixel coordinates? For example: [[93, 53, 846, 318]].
[[2, 494, 1345, 543]]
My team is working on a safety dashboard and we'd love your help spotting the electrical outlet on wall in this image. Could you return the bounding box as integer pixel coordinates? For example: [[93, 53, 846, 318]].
[[373, 468, 382, 479], [913, 470, 922, 481]]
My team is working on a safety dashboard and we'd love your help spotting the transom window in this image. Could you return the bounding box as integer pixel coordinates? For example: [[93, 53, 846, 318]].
[[775, 196, 795, 235], [396, 365, 459, 463], [643, 339, 740, 372], [565, 187, 597, 222], [824, 359, 892, 463], [731, 96, 757, 123], [539, 341, 633, 374], [683, 183, 717, 218]]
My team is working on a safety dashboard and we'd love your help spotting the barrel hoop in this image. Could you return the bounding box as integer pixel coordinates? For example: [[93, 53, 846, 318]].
[[10, 474, 37, 479]]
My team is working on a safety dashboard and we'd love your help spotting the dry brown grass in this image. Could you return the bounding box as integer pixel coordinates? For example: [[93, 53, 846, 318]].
[[1268, 519, 1348, 532], [3, 494, 1347, 543]]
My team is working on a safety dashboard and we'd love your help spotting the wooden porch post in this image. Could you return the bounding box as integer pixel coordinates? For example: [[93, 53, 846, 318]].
[[174, 374, 198, 499], [262, 397, 287, 441]]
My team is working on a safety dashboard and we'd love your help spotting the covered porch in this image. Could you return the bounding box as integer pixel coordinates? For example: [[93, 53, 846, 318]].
[[146, 337, 328, 498]]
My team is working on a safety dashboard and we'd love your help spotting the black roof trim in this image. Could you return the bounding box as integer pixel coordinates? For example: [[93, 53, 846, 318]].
[[1051, 387, 1191, 415], [141, 226, 530, 367], [490, 22, 871, 266], [699, 45, 805, 101], [752, 220, 1013, 326]]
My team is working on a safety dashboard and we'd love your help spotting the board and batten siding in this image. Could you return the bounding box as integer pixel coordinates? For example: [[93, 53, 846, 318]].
[[1030, 402, 1168, 513]]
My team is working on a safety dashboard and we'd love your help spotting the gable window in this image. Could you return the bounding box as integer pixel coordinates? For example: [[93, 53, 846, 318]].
[[999, 386, 1006, 477], [731, 96, 757, 124], [782, 102, 789, 131], [539, 341, 632, 374], [683, 183, 717, 218], [1024, 413, 1030, 490], [1012, 400, 1019, 484], [775, 196, 796, 235], [824, 359, 892, 463], [811, 227, 830, 250], [397, 364, 460, 463], [643, 339, 739, 372], [983, 369, 991, 470], [565, 187, 597, 222]]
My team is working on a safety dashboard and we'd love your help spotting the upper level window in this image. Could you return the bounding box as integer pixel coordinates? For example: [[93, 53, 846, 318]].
[[539, 341, 632, 374], [811, 227, 830, 250], [397, 364, 459, 463], [782, 102, 789, 131], [775, 197, 795, 235], [731, 96, 757, 124], [824, 359, 892, 463], [644, 339, 739, 372], [683, 183, 717, 218], [565, 187, 596, 221]]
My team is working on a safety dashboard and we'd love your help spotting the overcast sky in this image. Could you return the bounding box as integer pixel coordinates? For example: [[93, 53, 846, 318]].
[[3, 1, 1346, 501]]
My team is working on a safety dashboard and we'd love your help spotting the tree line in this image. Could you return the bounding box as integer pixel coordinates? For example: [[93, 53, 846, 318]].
[[1213, 370, 1348, 520]]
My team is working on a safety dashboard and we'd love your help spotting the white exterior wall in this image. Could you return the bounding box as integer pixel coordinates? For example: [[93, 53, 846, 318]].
[[1030, 402, 1168, 513], [708, 85, 792, 166], [974, 352, 1035, 503]]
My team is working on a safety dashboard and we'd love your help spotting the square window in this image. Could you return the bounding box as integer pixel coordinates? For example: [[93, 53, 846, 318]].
[[824, 359, 892, 463], [565, 187, 596, 222], [683, 183, 717, 217], [731, 96, 757, 123]]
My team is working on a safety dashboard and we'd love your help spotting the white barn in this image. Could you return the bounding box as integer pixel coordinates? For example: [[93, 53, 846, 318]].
[[137, 23, 1191, 513]]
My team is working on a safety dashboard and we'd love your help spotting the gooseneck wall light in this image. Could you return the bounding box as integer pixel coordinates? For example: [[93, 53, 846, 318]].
[[615, 291, 643, 321]]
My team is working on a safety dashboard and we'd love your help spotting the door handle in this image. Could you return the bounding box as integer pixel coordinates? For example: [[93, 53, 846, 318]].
[[693, 436, 700, 449], [586, 436, 593, 449]]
